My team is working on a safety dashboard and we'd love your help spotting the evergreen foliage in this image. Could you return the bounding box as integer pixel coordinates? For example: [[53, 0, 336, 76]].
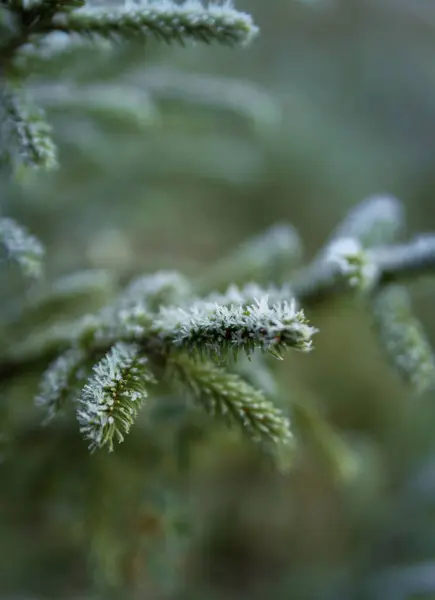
[[1, 0, 435, 598]]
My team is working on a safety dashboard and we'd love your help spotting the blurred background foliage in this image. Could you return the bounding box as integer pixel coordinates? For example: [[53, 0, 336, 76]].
[[3, 0, 435, 598]]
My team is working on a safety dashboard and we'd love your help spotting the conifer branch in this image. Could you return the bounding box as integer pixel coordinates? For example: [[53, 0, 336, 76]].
[[0, 216, 44, 276], [29, 269, 115, 308], [200, 223, 303, 290], [11, 32, 113, 75], [119, 270, 191, 312], [171, 354, 292, 446], [193, 282, 294, 311], [136, 67, 280, 130], [293, 235, 435, 305], [19, 0, 85, 13], [373, 235, 435, 286], [0, 81, 57, 172], [323, 237, 379, 292], [35, 346, 88, 423], [33, 81, 158, 130], [49, 1, 258, 47], [327, 194, 405, 249], [0, 287, 313, 378], [77, 342, 156, 452], [154, 297, 316, 360], [372, 285, 435, 393], [293, 195, 406, 303]]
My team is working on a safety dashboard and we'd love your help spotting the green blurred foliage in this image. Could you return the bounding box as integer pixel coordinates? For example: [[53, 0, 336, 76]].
[[3, 0, 435, 598]]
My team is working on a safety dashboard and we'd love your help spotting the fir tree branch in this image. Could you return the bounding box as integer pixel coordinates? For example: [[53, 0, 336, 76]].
[[32, 81, 158, 130], [199, 223, 303, 290], [154, 296, 316, 360], [29, 269, 115, 308], [326, 194, 404, 249], [293, 195, 406, 303], [170, 354, 292, 446], [293, 235, 435, 305], [373, 235, 435, 286], [119, 270, 191, 312], [48, 1, 259, 47], [0, 80, 58, 172], [77, 342, 156, 452], [0, 216, 44, 276], [10, 31, 113, 75], [323, 237, 379, 292], [3, 232, 435, 379], [371, 285, 435, 393], [192, 282, 294, 311], [134, 66, 280, 131], [35, 346, 88, 423], [19, 0, 85, 13]]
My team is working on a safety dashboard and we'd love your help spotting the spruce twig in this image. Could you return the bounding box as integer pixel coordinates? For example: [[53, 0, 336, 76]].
[[0, 81, 58, 172], [372, 285, 435, 394], [77, 342, 156, 452], [171, 354, 292, 446], [0, 216, 44, 276], [48, 1, 259, 47]]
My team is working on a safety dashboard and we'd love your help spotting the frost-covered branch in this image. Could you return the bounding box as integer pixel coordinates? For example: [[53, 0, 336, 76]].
[[0, 216, 44, 276], [35, 346, 88, 423], [372, 285, 435, 394], [77, 342, 156, 452], [32, 81, 158, 130], [118, 270, 191, 312], [326, 194, 405, 249], [293, 234, 435, 305], [290, 195, 431, 304], [200, 223, 302, 290], [0, 0, 259, 178], [3, 193, 435, 458], [134, 67, 280, 130], [0, 82, 58, 172], [154, 297, 316, 360], [48, 1, 258, 47]]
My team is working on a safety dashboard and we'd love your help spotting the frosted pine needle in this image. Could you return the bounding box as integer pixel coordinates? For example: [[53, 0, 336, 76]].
[[77, 342, 156, 452]]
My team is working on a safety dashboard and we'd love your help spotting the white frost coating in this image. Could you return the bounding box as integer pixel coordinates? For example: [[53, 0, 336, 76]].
[[196, 282, 295, 308], [324, 237, 379, 290], [0, 217, 44, 277], [154, 295, 316, 357], [120, 270, 190, 307], [54, 0, 259, 47], [77, 342, 154, 451], [331, 194, 404, 248], [35, 347, 86, 422]]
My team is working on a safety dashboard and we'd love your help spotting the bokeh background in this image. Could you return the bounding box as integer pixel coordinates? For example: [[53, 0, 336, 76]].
[[3, 0, 435, 598]]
